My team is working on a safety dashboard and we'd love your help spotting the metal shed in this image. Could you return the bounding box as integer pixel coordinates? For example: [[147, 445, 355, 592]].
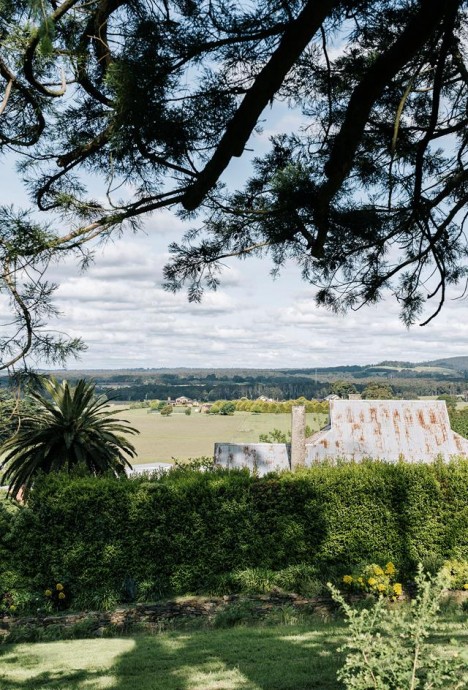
[[306, 399, 468, 463]]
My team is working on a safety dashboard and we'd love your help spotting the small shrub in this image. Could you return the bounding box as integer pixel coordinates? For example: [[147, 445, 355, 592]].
[[136, 579, 165, 602], [264, 604, 303, 626], [330, 566, 467, 690], [43, 581, 69, 610], [213, 601, 260, 628], [275, 564, 324, 597], [341, 562, 403, 599], [3, 625, 42, 644], [73, 588, 120, 612], [232, 568, 277, 594], [441, 559, 468, 590], [0, 570, 40, 616], [68, 617, 98, 639]]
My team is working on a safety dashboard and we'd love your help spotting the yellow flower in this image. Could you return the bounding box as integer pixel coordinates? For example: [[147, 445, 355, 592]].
[[463, 584, 468, 591], [58, 592, 66, 600], [44, 589, 52, 597], [393, 583, 403, 596], [377, 583, 386, 592], [368, 577, 377, 586], [372, 565, 384, 576], [385, 562, 396, 576], [342, 575, 353, 585], [357, 577, 364, 586], [9, 605, 16, 611], [56, 583, 64, 591]]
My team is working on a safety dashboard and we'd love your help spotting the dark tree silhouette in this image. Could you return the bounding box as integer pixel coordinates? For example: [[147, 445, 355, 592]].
[[0, 1, 467, 370]]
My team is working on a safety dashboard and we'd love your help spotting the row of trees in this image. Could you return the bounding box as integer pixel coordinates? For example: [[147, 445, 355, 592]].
[[209, 398, 330, 415]]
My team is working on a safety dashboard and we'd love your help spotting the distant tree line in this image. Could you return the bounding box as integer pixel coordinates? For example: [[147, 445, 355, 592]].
[[208, 398, 329, 415], [100, 380, 329, 402], [96, 376, 468, 403]]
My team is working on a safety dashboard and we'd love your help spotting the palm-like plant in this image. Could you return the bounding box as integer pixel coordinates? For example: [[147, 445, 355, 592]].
[[0, 377, 139, 497]]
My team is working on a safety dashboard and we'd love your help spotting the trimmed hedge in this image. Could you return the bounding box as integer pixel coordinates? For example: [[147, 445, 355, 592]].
[[1, 461, 467, 605]]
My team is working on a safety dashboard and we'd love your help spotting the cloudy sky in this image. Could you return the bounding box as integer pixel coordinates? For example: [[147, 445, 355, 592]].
[[37, 223, 468, 370], [2, 105, 468, 371]]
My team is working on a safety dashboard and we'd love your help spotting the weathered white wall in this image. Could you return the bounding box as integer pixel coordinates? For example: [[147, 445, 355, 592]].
[[214, 442, 291, 475]]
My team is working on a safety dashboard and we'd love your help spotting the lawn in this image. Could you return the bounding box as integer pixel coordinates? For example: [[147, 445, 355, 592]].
[[112, 410, 328, 464], [0, 623, 346, 690], [1, 616, 467, 690]]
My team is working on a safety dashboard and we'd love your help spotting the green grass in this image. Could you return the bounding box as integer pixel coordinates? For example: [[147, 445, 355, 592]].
[[1, 616, 467, 690], [0, 623, 345, 690], [112, 410, 328, 464]]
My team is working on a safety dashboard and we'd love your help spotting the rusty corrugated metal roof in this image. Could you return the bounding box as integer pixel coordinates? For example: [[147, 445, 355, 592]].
[[306, 400, 468, 462]]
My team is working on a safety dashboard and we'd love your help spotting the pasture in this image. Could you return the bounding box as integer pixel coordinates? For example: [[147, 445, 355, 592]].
[[112, 409, 328, 464]]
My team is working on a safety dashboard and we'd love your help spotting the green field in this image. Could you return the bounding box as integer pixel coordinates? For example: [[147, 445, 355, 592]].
[[112, 409, 328, 464]]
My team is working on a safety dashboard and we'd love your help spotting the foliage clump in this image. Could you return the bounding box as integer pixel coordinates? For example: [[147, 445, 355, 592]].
[[341, 562, 403, 600], [0, 461, 467, 608], [330, 566, 468, 690], [0, 377, 138, 497]]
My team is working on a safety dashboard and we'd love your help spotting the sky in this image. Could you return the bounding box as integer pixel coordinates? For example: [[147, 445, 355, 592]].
[[34, 217, 468, 370], [2, 106, 468, 371]]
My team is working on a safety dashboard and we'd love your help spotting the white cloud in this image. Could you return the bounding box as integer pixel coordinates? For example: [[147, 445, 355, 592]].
[[36, 249, 468, 369], [2, 157, 468, 370]]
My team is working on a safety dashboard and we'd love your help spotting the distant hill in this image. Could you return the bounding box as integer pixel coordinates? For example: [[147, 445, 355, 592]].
[[418, 356, 468, 372], [2, 357, 468, 403]]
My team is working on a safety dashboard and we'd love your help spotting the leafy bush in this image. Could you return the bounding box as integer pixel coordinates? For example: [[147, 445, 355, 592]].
[[341, 562, 403, 599], [441, 559, 468, 590], [0, 568, 41, 616], [43, 582, 70, 611], [274, 564, 324, 597], [259, 425, 313, 443], [1, 461, 468, 606], [229, 564, 323, 597], [213, 600, 261, 628], [330, 566, 467, 690]]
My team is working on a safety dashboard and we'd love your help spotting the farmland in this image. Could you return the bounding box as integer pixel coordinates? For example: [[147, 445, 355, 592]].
[[113, 408, 328, 464]]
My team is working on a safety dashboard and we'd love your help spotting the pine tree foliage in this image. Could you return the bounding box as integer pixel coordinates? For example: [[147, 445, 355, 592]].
[[0, 1, 467, 369]]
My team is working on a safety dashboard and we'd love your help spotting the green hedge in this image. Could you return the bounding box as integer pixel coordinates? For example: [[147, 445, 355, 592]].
[[1, 461, 467, 606]]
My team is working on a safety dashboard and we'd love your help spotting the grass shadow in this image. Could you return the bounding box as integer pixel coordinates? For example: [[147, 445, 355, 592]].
[[109, 622, 346, 690]]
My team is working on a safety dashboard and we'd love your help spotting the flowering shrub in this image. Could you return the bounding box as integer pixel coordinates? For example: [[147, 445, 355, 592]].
[[330, 566, 467, 690], [0, 591, 17, 615], [440, 559, 468, 591], [44, 582, 69, 610], [341, 562, 403, 599]]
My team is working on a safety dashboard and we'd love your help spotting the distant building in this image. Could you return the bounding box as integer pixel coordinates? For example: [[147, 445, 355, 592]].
[[306, 399, 468, 463], [215, 399, 468, 475]]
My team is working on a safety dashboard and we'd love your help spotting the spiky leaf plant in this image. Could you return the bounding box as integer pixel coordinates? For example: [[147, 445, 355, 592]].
[[0, 377, 138, 498]]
